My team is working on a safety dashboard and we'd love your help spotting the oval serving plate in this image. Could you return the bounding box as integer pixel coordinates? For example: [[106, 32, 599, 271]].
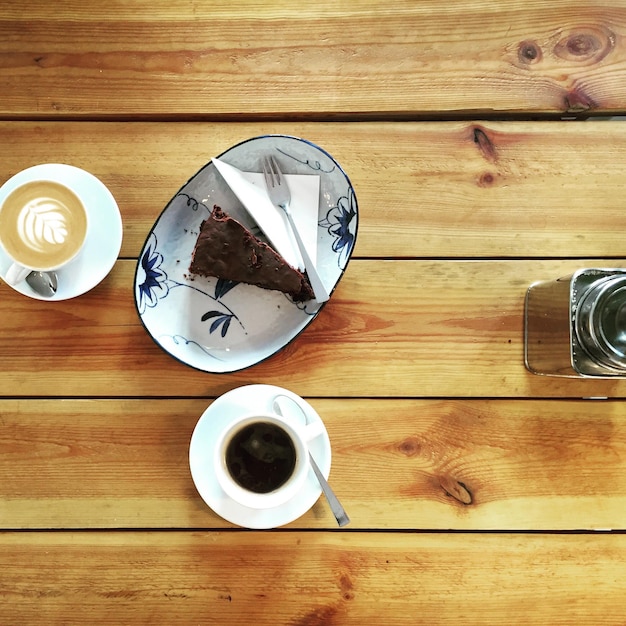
[[134, 135, 358, 373]]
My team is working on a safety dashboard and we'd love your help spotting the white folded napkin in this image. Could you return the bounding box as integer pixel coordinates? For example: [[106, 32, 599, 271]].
[[212, 158, 320, 271]]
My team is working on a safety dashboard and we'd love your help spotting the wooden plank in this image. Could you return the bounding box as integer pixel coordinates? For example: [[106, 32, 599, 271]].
[[1, 531, 625, 625], [1, 2, 626, 117], [2, 398, 626, 531], [3, 120, 626, 259], [3, 259, 626, 398]]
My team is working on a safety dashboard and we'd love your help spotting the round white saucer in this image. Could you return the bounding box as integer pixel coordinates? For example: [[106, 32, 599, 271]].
[[189, 384, 331, 529], [0, 163, 123, 301]]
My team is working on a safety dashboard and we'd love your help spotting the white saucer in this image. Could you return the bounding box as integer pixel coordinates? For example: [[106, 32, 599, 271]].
[[189, 384, 332, 529], [0, 164, 123, 301]]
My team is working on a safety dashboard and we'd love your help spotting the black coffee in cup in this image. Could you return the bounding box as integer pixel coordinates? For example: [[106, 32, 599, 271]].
[[224, 421, 297, 493]]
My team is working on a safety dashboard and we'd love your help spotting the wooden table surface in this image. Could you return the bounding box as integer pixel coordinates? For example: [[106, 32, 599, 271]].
[[3, 2, 626, 624]]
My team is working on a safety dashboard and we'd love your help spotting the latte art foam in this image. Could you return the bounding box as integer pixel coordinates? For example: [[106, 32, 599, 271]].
[[18, 197, 72, 251], [0, 180, 88, 271]]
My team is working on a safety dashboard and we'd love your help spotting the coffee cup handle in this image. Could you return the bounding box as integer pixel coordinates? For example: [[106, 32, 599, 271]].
[[5, 262, 31, 286], [273, 394, 325, 442], [304, 420, 324, 441]]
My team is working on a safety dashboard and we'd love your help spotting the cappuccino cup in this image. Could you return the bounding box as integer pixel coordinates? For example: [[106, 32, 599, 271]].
[[0, 179, 88, 285], [214, 410, 323, 510]]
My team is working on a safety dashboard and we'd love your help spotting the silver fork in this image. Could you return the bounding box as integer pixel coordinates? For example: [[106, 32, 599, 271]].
[[262, 155, 330, 303]]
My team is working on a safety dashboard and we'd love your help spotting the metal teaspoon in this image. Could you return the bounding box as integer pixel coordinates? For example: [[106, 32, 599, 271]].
[[25, 271, 58, 297], [273, 395, 350, 527]]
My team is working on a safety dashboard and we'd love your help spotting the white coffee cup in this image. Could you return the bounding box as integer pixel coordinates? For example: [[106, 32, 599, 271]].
[[0, 178, 88, 285], [214, 410, 323, 510]]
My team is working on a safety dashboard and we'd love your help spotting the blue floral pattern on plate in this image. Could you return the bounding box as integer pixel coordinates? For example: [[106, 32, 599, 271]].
[[137, 234, 169, 313], [134, 135, 358, 373]]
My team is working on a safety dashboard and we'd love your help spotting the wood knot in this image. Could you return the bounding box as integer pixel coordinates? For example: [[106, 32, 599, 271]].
[[563, 88, 597, 114], [472, 126, 497, 162], [518, 40, 542, 64], [397, 437, 421, 457], [439, 476, 473, 506], [477, 172, 495, 187], [339, 572, 354, 601], [554, 26, 615, 63], [566, 33, 601, 56]]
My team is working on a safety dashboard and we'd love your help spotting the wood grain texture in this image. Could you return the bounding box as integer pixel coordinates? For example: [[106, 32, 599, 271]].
[[2, 2, 626, 117], [2, 398, 626, 531], [4, 3, 626, 624], [3, 259, 626, 398], [2, 531, 626, 625], [3, 120, 626, 259]]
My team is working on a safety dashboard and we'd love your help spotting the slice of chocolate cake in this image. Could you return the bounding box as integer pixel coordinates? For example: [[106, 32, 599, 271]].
[[189, 205, 314, 302]]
